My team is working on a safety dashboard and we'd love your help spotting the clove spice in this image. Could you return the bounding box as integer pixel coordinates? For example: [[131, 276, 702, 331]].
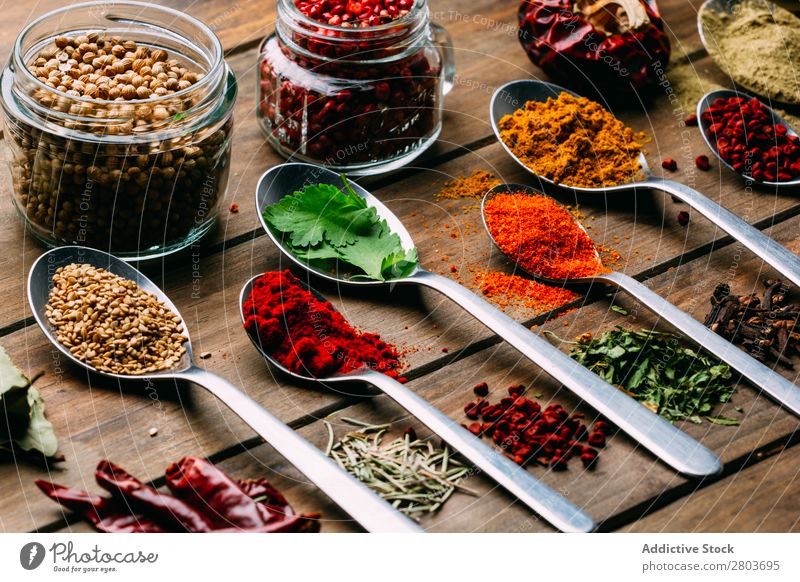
[[704, 280, 800, 369]]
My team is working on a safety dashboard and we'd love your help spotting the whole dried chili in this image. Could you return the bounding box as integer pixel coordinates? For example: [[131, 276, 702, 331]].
[[701, 96, 800, 182], [498, 93, 647, 188], [518, 0, 670, 93], [462, 383, 608, 470], [484, 192, 606, 279], [242, 270, 404, 379], [36, 457, 319, 533]]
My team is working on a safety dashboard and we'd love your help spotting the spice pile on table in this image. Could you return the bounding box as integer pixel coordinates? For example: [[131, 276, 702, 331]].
[[324, 418, 472, 518], [462, 383, 607, 470], [700, 0, 800, 105], [701, 96, 800, 182], [498, 92, 647, 188], [551, 327, 738, 424], [474, 271, 578, 312], [484, 191, 607, 279], [37, 457, 319, 532], [46, 264, 187, 375], [243, 270, 405, 380], [434, 170, 502, 203], [705, 280, 800, 369]]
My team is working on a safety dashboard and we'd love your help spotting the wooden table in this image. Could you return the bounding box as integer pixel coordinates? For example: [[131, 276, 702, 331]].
[[1, 0, 799, 534]]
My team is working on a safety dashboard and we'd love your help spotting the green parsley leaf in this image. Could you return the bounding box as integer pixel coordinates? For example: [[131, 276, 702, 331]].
[[263, 176, 418, 281], [611, 305, 628, 315]]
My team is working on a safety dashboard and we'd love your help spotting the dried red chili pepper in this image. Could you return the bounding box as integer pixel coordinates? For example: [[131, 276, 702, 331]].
[[518, 0, 670, 93], [36, 457, 320, 533]]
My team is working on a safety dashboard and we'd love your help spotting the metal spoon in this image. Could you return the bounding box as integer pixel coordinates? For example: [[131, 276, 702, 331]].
[[27, 246, 421, 533], [239, 275, 595, 533], [490, 79, 800, 289], [481, 183, 800, 417], [255, 162, 722, 478], [698, 89, 800, 188], [698, 0, 800, 106]]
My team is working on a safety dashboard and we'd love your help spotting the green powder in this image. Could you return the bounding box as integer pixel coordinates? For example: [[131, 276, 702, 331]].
[[700, 0, 800, 105]]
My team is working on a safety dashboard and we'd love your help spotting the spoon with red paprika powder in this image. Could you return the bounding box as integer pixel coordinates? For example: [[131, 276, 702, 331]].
[[27, 246, 422, 534], [239, 269, 596, 533], [255, 163, 722, 479], [490, 79, 800, 290], [480, 184, 800, 418]]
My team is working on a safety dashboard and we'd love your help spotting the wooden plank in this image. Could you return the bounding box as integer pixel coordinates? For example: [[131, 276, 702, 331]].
[[23, 209, 800, 534], [624, 444, 800, 532]]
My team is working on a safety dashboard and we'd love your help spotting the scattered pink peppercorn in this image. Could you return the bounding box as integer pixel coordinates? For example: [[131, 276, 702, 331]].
[[677, 210, 690, 226], [684, 113, 698, 126], [695, 155, 711, 171], [473, 381, 489, 397], [661, 158, 677, 171]]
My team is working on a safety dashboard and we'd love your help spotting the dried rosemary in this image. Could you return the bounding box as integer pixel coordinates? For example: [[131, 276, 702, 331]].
[[323, 418, 476, 519]]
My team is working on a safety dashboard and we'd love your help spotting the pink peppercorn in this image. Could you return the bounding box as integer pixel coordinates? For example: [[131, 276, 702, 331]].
[[661, 158, 677, 171], [695, 155, 711, 171]]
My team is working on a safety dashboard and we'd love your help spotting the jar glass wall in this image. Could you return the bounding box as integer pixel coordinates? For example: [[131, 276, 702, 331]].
[[1, 1, 237, 260], [257, 0, 454, 175]]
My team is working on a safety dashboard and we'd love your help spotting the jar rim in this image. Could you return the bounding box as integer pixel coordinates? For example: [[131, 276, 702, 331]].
[[282, 0, 427, 34], [13, 0, 224, 106]]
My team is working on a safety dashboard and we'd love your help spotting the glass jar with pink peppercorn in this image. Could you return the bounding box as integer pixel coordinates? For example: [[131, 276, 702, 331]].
[[257, 0, 454, 175]]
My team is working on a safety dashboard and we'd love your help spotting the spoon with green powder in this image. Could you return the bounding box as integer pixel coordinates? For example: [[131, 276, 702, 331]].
[[699, 0, 800, 106]]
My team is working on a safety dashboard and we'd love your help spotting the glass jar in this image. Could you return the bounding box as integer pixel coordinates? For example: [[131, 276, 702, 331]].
[[257, 0, 454, 175], [1, 1, 237, 260]]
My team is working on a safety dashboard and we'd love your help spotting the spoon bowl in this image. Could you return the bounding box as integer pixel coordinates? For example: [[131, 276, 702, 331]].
[[254, 162, 723, 479], [480, 185, 800, 418], [238, 271, 597, 533], [256, 162, 418, 286], [697, 89, 800, 188], [28, 246, 422, 533], [489, 78, 800, 289]]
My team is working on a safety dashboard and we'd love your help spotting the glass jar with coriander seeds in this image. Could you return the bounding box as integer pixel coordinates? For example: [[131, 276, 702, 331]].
[[0, 1, 236, 260]]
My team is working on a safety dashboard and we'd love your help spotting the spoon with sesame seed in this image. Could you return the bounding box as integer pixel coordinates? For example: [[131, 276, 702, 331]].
[[27, 245, 421, 533]]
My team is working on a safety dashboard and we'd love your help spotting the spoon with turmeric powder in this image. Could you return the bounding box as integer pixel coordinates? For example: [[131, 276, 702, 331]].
[[490, 79, 800, 290], [480, 183, 800, 418]]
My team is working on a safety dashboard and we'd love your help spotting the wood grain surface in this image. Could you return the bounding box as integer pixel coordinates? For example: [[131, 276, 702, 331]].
[[0, 0, 798, 533]]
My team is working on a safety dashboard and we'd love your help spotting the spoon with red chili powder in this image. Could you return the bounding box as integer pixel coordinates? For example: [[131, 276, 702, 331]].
[[255, 162, 721, 479], [239, 269, 596, 533], [490, 79, 800, 290], [27, 246, 422, 534], [481, 184, 800, 418]]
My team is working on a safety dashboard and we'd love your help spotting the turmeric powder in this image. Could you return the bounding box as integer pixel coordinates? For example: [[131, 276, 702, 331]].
[[498, 93, 647, 188]]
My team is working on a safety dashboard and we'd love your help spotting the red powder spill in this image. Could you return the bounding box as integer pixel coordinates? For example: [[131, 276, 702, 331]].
[[474, 271, 578, 312], [242, 270, 404, 379]]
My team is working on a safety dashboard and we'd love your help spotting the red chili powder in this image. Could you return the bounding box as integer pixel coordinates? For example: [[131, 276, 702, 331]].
[[474, 271, 578, 312], [484, 192, 606, 279], [242, 270, 403, 379]]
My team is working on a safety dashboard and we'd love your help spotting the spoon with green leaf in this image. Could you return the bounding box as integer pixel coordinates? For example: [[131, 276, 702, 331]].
[[255, 162, 722, 479]]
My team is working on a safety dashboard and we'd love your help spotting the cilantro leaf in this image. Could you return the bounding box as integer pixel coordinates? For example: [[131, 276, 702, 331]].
[[263, 176, 418, 281]]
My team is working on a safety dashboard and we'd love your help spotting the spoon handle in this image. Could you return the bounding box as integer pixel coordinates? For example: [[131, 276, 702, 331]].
[[603, 271, 800, 416], [357, 369, 596, 533], [408, 270, 722, 478], [648, 177, 800, 289], [176, 366, 423, 533]]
